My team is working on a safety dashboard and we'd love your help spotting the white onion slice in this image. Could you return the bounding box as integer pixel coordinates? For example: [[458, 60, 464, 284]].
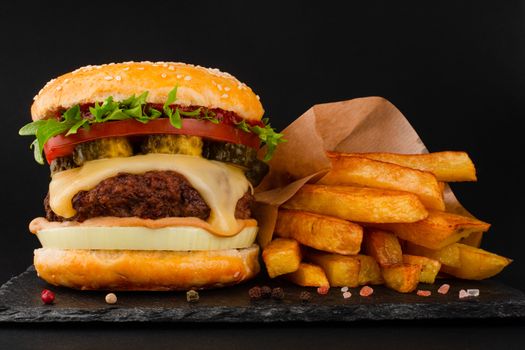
[[36, 226, 258, 251]]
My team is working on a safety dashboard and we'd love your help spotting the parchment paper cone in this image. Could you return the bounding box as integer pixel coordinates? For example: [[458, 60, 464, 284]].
[[254, 96, 475, 248]]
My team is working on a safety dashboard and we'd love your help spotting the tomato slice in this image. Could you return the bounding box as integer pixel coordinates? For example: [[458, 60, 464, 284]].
[[43, 118, 260, 164]]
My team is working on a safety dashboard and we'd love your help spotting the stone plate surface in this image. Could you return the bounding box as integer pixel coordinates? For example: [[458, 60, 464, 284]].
[[0, 266, 524, 322]]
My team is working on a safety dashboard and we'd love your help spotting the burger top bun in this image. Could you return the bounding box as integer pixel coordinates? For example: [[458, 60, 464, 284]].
[[31, 61, 264, 122]]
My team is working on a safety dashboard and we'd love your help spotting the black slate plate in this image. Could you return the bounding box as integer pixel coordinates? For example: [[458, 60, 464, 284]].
[[0, 266, 524, 322]]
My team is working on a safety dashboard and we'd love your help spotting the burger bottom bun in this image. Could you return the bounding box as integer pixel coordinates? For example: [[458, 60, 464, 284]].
[[34, 245, 260, 291]]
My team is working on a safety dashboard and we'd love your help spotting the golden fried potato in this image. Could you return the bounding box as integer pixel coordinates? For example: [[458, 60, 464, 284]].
[[356, 255, 384, 285], [370, 210, 490, 249], [404, 241, 461, 268], [305, 250, 361, 287], [262, 238, 302, 278], [363, 229, 402, 267], [460, 231, 483, 248], [320, 155, 444, 210], [282, 184, 428, 223], [402, 254, 441, 284], [331, 151, 476, 182], [381, 263, 421, 293], [284, 262, 329, 287], [275, 209, 363, 255], [440, 244, 512, 280]]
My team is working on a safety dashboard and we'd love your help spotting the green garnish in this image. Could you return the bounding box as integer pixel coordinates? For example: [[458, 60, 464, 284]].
[[19, 86, 284, 163], [238, 118, 287, 161]]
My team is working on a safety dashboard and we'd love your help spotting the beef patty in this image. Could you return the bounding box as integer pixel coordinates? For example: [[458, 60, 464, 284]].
[[45, 171, 253, 222]]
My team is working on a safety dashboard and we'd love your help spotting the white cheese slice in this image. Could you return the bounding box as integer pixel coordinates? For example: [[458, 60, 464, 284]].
[[49, 154, 251, 236]]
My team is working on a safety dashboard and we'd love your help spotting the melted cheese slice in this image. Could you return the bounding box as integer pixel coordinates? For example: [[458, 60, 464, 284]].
[[49, 154, 251, 236]]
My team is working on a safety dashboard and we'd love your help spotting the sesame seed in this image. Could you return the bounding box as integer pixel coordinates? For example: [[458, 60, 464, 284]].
[[233, 271, 240, 278], [168, 66, 175, 70], [217, 84, 223, 91], [56, 86, 62, 91], [123, 67, 130, 71], [104, 76, 113, 80], [224, 86, 231, 91], [137, 67, 144, 70], [64, 79, 69, 83], [184, 75, 192, 81], [115, 75, 122, 81], [341, 286, 349, 292], [342, 291, 352, 299], [466, 289, 480, 297], [256, 95, 260, 100], [162, 63, 168, 67], [33, 95, 38, 101], [161, 73, 167, 78], [221, 94, 229, 98], [176, 74, 183, 79]]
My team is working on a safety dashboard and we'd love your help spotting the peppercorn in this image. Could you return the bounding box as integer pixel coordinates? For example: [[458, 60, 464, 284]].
[[261, 286, 272, 298], [299, 291, 312, 303], [248, 286, 262, 300], [186, 290, 200, 303], [105, 293, 117, 304], [41, 289, 55, 305], [271, 287, 284, 300]]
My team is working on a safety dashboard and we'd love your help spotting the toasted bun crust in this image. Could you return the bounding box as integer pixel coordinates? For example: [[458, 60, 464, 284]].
[[34, 245, 260, 291], [31, 61, 264, 122]]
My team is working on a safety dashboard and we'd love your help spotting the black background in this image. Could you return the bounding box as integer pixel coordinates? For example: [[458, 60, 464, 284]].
[[1, 1, 524, 349]]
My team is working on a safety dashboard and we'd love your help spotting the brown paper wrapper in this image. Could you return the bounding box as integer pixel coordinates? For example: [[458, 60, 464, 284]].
[[254, 97, 475, 248]]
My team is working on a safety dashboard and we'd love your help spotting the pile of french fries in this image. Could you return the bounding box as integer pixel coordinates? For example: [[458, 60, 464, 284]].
[[262, 152, 512, 293]]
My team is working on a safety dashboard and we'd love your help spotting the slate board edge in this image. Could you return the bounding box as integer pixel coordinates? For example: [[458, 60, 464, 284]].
[[1, 266, 525, 323]]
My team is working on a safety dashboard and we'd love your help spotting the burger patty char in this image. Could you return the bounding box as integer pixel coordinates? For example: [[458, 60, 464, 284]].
[[44, 171, 253, 222]]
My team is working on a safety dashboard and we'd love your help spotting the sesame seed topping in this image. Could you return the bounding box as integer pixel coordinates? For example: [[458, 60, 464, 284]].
[[217, 84, 223, 91], [256, 95, 260, 100], [56, 86, 62, 91], [221, 94, 229, 98], [212, 81, 217, 86], [161, 73, 167, 78], [168, 66, 175, 71], [33, 95, 38, 101], [104, 76, 113, 80], [115, 75, 122, 81], [162, 63, 168, 67], [184, 75, 192, 81], [341, 286, 349, 292], [176, 74, 183, 79], [64, 79, 69, 83], [123, 67, 130, 71], [224, 86, 231, 91], [137, 67, 145, 70]]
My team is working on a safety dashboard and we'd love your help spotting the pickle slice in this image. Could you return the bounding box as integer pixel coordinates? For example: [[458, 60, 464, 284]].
[[203, 141, 269, 186], [50, 156, 77, 175], [73, 137, 133, 166], [141, 135, 203, 156]]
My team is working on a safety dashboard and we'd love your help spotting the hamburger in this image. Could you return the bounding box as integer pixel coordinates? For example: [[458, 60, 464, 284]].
[[19, 61, 284, 291]]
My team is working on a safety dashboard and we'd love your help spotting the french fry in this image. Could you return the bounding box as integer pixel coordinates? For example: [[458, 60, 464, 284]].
[[319, 155, 445, 210], [381, 263, 421, 293], [404, 241, 461, 268], [330, 151, 476, 182], [460, 231, 483, 248], [440, 244, 512, 280], [275, 209, 363, 255], [402, 255, 441, 284], [282, 184, 428, 223], [305, 250, 361, 287], [370, 210, 490, 249], [262, 238, 302, 278], [356, 255, 384, 285], [284, 262, 329, 287], [363, 229, 402, 267]]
